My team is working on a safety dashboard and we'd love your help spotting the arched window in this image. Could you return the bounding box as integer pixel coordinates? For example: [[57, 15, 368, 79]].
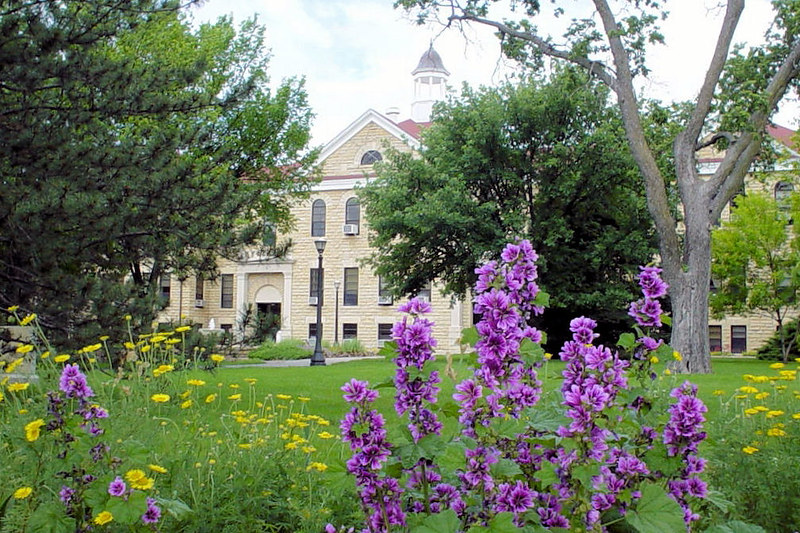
[[345, 197, 360, 226], [311, 199, 326, 236], [775, 181, 794, 208], [360, 150, 382, 165]]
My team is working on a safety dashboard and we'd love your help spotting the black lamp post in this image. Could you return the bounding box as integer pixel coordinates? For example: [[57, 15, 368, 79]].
[[333, 280, 341, 345], [310, 239, 327, 366]]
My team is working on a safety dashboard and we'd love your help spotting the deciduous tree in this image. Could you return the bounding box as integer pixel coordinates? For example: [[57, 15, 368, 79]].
[[396, 0, 800, 372]]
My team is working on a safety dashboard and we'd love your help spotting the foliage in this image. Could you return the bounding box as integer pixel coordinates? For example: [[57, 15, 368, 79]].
[[711, 191, 800, 361], [329, 339, 369, 356], [394, 0, 800, 373], [331, 241, 726, 532], [757, 318, 800, 360], [237, 304, 282, 346], [0, 1, 318, 349], [704, 365, 800, 532], [361, 68, 656, 346], [248, 339, 313, 361], [0, 316, 353, 532]]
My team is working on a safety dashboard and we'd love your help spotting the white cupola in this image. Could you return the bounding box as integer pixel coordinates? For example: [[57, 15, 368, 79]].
[[411, 44, 449, 122]]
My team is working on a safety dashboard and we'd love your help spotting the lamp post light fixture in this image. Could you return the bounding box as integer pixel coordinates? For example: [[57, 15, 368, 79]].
[[333, 280, 341, 345], [310, 238, 327, 366]]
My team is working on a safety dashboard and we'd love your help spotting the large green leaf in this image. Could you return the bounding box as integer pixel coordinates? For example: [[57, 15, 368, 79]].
[[409, 509, 462, 532], [703, 520, 767, 533], [624, 483, 685, 533], [26, 503, 76, 533]]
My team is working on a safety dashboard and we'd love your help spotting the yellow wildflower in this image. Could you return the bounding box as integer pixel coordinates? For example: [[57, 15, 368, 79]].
[[302, 446, 316, 453], [15, 344, 34, 354], [148, 464, 167, 474], [307, 462, 328, 472], [210, 354, 224, 363], [7, 305, 19, 312], [755, 392, 770, 400], [6, 357, 24, 373], [744, 408, 759, 416], [82, 343, 102, 353], [150, 394, 170, 403], [124, 342, 135, 350], [24, 419, 45, 442], [205, 394, 217, 403], [766, 410, 785, 418], [792, 413, 800, 419], [244, 378, 257, 385], [649, 356, 659, 364], [181, 399, 192, 409], [276, 394, 292, 400], [7, 382, 29, 392], [712, 389, 725, 396], [228, 394, 242, 401], [738, 386, 758, 394], [179, 390, 191, 399], [175, 326, 191, 333], [13, 487, 32, 499], [673, 351, 682, 361], [664, 369, 671, 375], [93, 511, 113, 526], [229, 384, 240, 389], [298, 396, 310, 402], [770, 362, 785, 369], [124, 314, 132, 321], [40, 351, 50, 359], [54, 355, 70, 363], [754, 406, 769, 412], [318, 431, 336, 439], [141, 344, 151, 353], [767, 427, 787, 437], [124, 469, 154, 490], [238, 443, 252, 449], [165, 338, 181, 345], [742, 446, 759, 454], [187, 379, 206, 386], [19, 313, 36, 326]]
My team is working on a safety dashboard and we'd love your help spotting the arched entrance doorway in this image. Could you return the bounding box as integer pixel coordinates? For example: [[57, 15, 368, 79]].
[[254, 285, 282, 341]]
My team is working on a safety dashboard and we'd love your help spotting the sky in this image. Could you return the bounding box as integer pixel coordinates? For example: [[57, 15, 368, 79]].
[[188, 0, 798, 147]]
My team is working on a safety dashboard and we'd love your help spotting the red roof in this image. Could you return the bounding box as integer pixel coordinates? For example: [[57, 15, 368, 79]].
[[767, 123, 795, 149], [395, 119, 429, 139]]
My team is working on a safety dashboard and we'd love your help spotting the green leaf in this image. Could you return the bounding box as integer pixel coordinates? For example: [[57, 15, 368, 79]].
[[107, 490, 148, 525], [533, 291, 550, 308], [460, 326, 479, 347], [703, 489, 734, 514], [379, 341, 398, 357], [617, 332, 636, 350], [654, 342, 674, 360], [703, 520, 767, 533], [624, 483, 685, 533], [535, 460, 559, 488], [490, 458, 523, 478], [156, 496, 193, 520], [409, 509, 462, 532], [468, 512, 517, 532], [26, 503, 76, 533]]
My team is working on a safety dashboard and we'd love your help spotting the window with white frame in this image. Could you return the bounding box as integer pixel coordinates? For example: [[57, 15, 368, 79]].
[[311, 199, 326, 236], [344, 267, 358, 306]]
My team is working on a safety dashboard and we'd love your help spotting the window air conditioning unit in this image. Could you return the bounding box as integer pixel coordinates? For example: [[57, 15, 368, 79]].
[[417, 295, 430, 303], [194, 299, 205, 308], [342, 224, 359, 235], [308, 296, 318, 306], [377, 295, 393, 305]]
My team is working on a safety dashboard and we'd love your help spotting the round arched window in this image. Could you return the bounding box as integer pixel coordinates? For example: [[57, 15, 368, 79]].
[[360, 150, 382, 165]]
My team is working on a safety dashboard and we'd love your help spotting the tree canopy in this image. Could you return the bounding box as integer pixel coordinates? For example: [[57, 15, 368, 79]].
[[361, 69, 657, 343], [395, 0, 800, 372], [0, 1, 317, 345]]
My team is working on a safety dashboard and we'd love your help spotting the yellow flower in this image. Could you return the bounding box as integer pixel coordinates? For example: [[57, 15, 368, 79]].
[[298, 396, 310, 402], [276, 394, 292, 400], [54, 355, 70, 363], [181, 399, 193, 409], [150, 394, 170, 403], [141, 345, 151, 353], [124, 469, 154, 490], [208, 458, 216, 465], [152, 364, 174, 377], [124, 314, 132, 321], [766, 410, 785, 418], [755, 392, 770, 400], [744, 408, 759, 416], [93, 511, 113, 526], [664, 369, 671, 375], [187, 379, 206, 386], [175, 326, 191, 333], [228, 394, 242, 401], [148, 464, 167, 474], [229, 384, 240, 389], [712, 389, 725, 396], [7, 305, 19, 312], [738, 386, 758, 394], [7, 382, 29, 392], [25, 419, 45, 442], [672, 351, 682, 361], [6, 357, 24, 373], [307, 462, 328, 472], [210, 354, 224, 363], [13, 487, 32, 499], [205, 394, 217, 403], [754, 405, 769, 412], [19, 313, 36, 326], [792, 413, 800, 419], [124, 342, 135, 350], [165, 338, 181, 345], [767, 427, 787, 437], [742, 446, 759, 454], [244, 378, 257, 385], [238, 443, 252, 449], [544, 352, 553, 360], [770, 362, 785, 369], [0, 391, 4, 403], [40, 351, 50, 359], [302, 445, 317, 453], [82, 343, 102, 353], [15, 344, 34, 354], [318, 431, 336, 439]]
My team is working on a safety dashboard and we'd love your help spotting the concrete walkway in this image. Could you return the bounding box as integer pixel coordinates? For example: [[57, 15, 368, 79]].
[[224, 356, 385, 368]]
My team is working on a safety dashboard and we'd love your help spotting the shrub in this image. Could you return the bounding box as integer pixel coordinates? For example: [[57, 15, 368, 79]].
[[329, 339, 368, 356], [756, 318, 800, 361], [247, 339, 312, 361]]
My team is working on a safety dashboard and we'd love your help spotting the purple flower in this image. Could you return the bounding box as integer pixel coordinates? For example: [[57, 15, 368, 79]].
[[141, 497, 161, 524], [398, 297, 432, 315], [59, 364, 94, 399], [341, 379, 377, 404], [108, 476, 126, 497], [59, 485, 75, 505], [495, 481, 535, 514], [638, 266, 668, 299]]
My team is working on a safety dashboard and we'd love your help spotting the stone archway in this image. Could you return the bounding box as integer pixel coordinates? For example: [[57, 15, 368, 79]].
[[254, 284, 282, 341]]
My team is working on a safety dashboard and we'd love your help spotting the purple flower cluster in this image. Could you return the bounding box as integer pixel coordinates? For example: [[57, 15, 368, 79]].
[[57, 364, 108, 436], [393, 298, 441, 442], [663, 382, 708, 525], [628, 266, 668, 327], [142, 497, 161, 524], [108, 476, 126, 497], [460, 240, 543, 433], [340, 379, 405, 532]]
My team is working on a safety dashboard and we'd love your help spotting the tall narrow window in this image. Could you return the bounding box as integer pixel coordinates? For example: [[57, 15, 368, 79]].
[[195, 274, 204, 300], [309, 268, 324, 305], [308, 323, 321, 343], [159, 273, 171, 304], [709, 325, 722, 352], [731, 325, 747, 354], [344, 267, 358, 306], [311, 199, 326, 236], [345, 197, 360, 226], [775, 181, 794, 210], [220, 274, 233, 309], [378, 323, 393, 345], [416, 282, 432, 302], [378, 277, 393, 305]]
